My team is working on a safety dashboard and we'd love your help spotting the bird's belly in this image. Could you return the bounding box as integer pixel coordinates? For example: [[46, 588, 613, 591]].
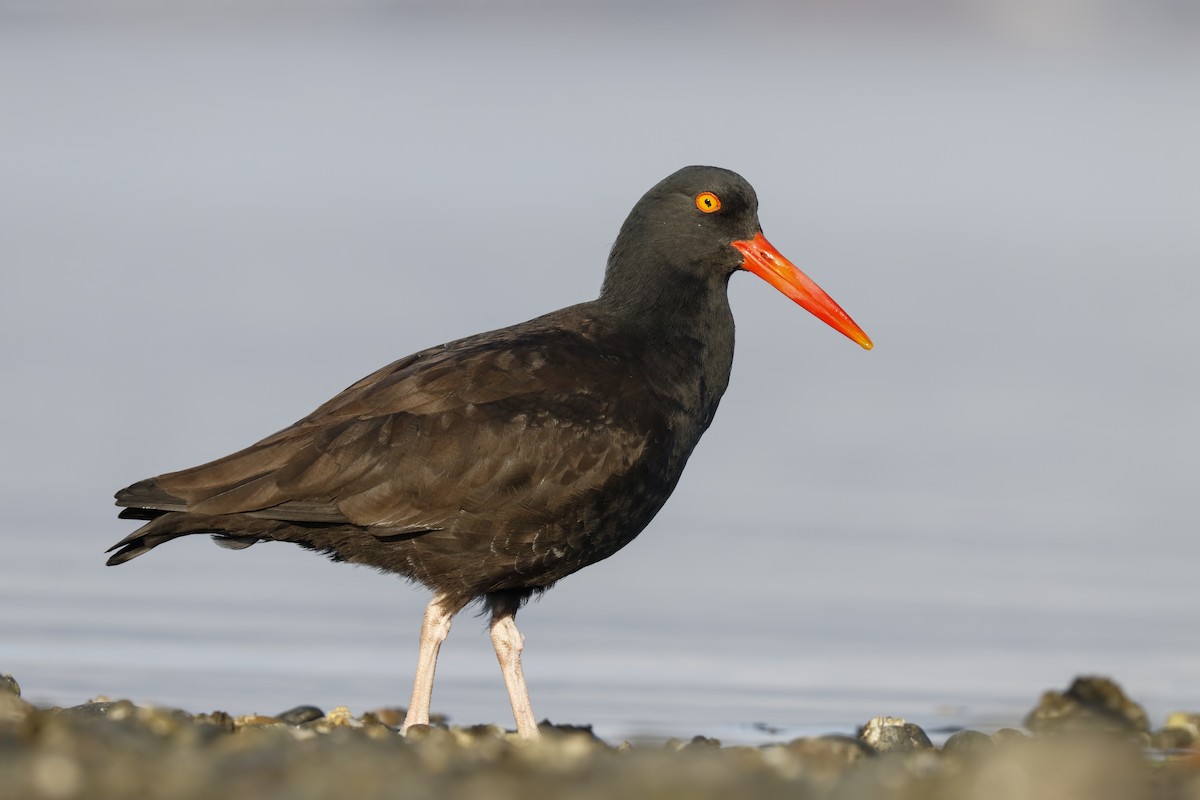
[[390, 464, 678, 597]]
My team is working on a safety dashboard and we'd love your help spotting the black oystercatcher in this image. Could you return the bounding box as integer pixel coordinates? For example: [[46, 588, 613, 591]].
[[108, 166, 872, 738]]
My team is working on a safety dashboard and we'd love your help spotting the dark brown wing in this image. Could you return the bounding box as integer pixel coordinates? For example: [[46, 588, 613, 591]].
[[115, 315, 658, 535]]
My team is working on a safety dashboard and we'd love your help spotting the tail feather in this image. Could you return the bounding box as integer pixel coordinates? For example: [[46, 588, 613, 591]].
[[118, 507, 167, 521], [105, 514, 214, 566], [114, 478, 188, 514], [106, 512, 296, 565]]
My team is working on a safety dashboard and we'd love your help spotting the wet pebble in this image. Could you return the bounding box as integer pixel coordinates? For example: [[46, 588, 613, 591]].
[[774, 735, 872, 788], [194, 710, 236, 733], [942, 729, 994, 756], [1164, 711, 1200, 743], [0, 692, 34, 724], [829, 750, 944, 800], [1150, 726, 1194, 750], [56, 699, 137, 721], [2, 672, 1200, 800], [1024, 675, 1149, 734], [684, 734, 722, 749], [785, 734, 872, 766], [858, 715, 934, 752], [961, 734, 1149, 800], [233, 713, 285, 729], [276, 705, 324, 726], [991, 727, 1027, 743]]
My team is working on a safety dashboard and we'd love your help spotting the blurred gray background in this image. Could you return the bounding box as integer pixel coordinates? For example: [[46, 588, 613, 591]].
[[2, 0, 1197, 741]]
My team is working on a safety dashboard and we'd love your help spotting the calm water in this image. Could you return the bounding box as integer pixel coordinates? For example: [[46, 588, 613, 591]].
[[2, 2, 1198, 744]]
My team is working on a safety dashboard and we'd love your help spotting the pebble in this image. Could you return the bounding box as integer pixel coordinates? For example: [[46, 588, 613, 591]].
[[0, 673, 1197, 800], [991, 727, 1027, 743], [858, 715, 934, 752], [774, 735, 872, 788], [1165, 711, 1200, 742], [0, 692, 33, 724], [233, 713, 284, 728], [276, 705, 324, 726], [1150, 726, 1194, 750], [942, 729, 994, 756], [1024, 675, 1149, 734], [785, 734, 873, 766], [322, 705, 363, 728]]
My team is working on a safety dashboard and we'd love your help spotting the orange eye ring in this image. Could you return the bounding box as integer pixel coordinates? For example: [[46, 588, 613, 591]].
[[695, 191, 721, 213]]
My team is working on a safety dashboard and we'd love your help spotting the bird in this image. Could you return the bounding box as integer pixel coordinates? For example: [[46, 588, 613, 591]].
[[108, 165, 872, 739]]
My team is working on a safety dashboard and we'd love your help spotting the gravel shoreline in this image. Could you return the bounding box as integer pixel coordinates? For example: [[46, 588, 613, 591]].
[[2, 673, 1198, 799]]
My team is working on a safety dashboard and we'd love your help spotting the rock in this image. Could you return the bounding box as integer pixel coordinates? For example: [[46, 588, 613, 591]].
[[776, 735, 872, 788], [960, 734, 1147, 800], [360, 710, 397, 729], [1, 674, 19, 696], [0, 691, 34, 724], [448, 723, 506, 746], [538, 720, 604, 741], [194, 710, 235, 733], [402, 723, 438, 740], [56, 700, 138, 721], [363, 706, 448, 728], [1024, 676, 1149, 734], [785, 734, 873, 765], [28, 752, 84, 798], [233, 713, 284, 729], [684, 734, 721, 749], [131, 705, 197, 737], [942, 730, 993, 756], [275, 705, 324, 726], [364, 707, 405, 728], [322, 706, 362, 728], [6, 687, 1200, 800], [858, 716, 934, 752], [1149, 726, 1194, 750], [1164, 711, 1200, 742], [829, 750, 944, 800]]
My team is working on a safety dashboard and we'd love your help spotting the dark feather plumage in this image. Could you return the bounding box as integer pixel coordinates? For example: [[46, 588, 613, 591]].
[[108, 165, 872, 737], [110, 167, 774, 617], [110, 300, 732, 609]]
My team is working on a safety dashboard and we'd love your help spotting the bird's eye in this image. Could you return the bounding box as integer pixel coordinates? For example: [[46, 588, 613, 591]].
[[695, 192, 722, 214]]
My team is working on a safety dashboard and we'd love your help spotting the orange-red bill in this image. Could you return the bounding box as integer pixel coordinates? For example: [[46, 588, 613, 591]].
[[731, 232, 873, 350]]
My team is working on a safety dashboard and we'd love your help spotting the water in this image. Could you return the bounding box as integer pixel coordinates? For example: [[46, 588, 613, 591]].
[[2, 1, 1198, 744]]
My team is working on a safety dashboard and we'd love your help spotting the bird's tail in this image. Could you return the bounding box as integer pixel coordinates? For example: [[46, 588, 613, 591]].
[[106, 512, 260, 566], [108, 477, 266, 565]]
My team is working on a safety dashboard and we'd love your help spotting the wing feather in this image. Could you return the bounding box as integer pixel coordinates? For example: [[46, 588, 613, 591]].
[[117, 320, 660, 538]]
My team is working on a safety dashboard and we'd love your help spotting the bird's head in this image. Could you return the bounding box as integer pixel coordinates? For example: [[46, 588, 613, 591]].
[[604, 165, 872, 350]]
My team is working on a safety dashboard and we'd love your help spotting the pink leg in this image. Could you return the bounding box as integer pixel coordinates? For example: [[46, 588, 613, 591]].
[[402, 595, 456, 732], [490, 609, 540, 739]]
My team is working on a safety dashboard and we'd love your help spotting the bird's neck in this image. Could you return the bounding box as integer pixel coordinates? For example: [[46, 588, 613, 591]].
[[596, 263, 736, 431], [598, 254, 734, 329]]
